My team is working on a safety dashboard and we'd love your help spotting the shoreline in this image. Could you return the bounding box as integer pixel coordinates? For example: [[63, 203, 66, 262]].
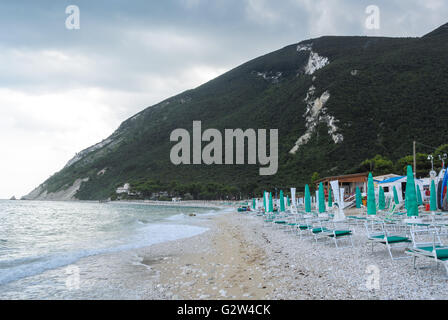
[[0, 203, 231, 299], [8, 198, 237, 210], [112, 200, 234, 209], [2, 204, 447, 299]]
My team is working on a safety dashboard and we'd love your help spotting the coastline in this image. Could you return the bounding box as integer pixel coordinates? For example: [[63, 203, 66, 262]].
[[2, 202, 447, 299], [12, 198, 235, 210], [0, 201, 228, 299]]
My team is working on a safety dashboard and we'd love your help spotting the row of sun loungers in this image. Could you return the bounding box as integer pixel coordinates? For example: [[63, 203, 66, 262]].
[[251, 205, 448, 277], [259, 209, 354, 248]]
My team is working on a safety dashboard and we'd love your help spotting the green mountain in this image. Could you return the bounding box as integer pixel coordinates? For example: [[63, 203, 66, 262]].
[[24, 24, 448, 200]]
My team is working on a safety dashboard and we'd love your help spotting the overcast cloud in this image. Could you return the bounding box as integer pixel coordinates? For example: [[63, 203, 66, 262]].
[[1, 0, 447, 198]]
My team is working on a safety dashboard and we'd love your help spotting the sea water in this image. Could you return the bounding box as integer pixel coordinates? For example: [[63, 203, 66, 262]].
[[0, 200, 220, 299]]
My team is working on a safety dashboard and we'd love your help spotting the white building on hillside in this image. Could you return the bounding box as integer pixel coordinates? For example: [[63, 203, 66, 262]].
[[116, 183, 131, 194]]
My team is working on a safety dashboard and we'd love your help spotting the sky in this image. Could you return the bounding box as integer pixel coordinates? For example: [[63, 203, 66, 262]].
[[1, 0, 447, 199]]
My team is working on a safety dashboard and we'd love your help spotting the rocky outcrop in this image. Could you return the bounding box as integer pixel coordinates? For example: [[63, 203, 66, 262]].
[[22, 178, 89, 201]]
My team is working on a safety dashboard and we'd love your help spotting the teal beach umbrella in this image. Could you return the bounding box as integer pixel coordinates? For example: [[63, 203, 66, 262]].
[[269, 192, 274, 213], [318, 182, 326, 213], [379, 187, 385, 210], [279, 190, 285, 212], [328, 188, 333, 207], [356, 187, 362, 209], [393, 186, 399, 205], [287, 195, 290, 207], [430, 180, 437, 211], [252, 198, 256, 210], [367, 172, 376, 215], [305, 184, 311, 213], [405, 165, 419, 217], [416, 185, 423, 206]]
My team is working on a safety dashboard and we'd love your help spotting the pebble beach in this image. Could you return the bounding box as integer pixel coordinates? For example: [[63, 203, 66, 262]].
[[134, 208, 448, 300]]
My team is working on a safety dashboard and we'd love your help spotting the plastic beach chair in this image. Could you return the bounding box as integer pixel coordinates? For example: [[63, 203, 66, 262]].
[[406, 227, 448, 276], [365, 220, 411, 260], [311, 219, 354, 248]]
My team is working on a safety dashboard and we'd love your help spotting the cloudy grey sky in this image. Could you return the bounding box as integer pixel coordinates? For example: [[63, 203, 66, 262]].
[[1, 0, 447, 199]]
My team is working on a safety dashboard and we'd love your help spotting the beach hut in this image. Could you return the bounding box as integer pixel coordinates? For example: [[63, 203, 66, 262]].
[[377, 175, 426, 205], [377, 176, 405, 203], [315, 172, 369, 197]]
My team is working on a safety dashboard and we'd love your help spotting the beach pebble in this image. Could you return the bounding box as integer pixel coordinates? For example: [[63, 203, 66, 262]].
[[219, 289, 227, 297], [140, 209, 448, 300]]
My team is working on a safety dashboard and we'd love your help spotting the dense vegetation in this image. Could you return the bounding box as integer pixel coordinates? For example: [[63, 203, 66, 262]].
[[103, 143, 447, 201], [27, 24, 448, 200]]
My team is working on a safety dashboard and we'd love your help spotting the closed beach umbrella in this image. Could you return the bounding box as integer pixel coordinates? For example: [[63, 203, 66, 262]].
[[430, 180, 437, 211], [252, 198, 256, 210], [287, 195, 290, 207], [393, 186, 399, 205], [279, 190, 285, 212], [305, 184, 311, 213], [269, 192, 274, 213], [318, 182, 326, 213], [328, 188, 333, 207], [263, 191, 267, 211], [405, 165, 419, 217], [379, 186, 386, 210], [416, 185, 423, 206], [367, 172, 376, 215], [356, 187, 362, 208], [290, 188, 296, 208]]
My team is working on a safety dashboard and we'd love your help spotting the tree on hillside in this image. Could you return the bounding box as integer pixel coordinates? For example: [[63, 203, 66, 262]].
[[396, 153, 432, 178], [310, 172, 320, 191], [359, 155, 394, 176]]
